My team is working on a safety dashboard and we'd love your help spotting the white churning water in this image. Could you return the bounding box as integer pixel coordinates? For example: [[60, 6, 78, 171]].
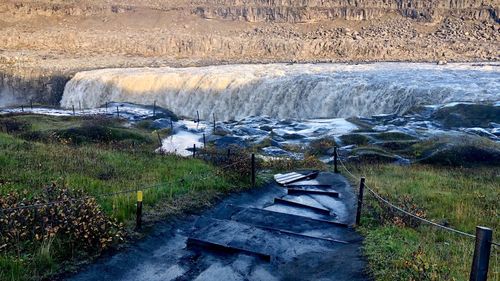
[[61, 63, 500, 120]]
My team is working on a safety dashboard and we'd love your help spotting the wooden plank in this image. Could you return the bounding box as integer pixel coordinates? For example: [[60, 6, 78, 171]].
[[273, 198, 331, 216], [287, 184, 333, 189], [228, 204, 349, 228], [274, 171, 319, 185], [286, 188, 339, 197], [186, 237, 272, 262]]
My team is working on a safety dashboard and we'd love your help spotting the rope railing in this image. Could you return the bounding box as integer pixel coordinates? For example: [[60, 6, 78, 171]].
[[0, 153, 254, 213], [337, 156, 500, 250]]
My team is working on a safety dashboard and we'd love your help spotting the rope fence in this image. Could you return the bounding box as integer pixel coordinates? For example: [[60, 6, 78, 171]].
[[335, 151, 498, 281], [337, 157, 500, 247], [0, 152, 253, 214]]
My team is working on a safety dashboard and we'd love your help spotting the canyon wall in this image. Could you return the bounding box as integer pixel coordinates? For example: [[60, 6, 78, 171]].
[[192, 0, 500, 22], [0, 0, 498, 107]]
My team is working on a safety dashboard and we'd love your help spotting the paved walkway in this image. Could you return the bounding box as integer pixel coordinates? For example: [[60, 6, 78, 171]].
[[67, 172, 370, 281]]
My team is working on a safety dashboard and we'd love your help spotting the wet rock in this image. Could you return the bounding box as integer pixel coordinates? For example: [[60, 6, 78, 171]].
[[349, 147, 400, 163], [490, 122, 500, 128], [372, 113, 398, 122], [282, 133, 306, 140], [151, 118, 173, 129], [213, 136, 247, 149], [238, 127, 268, 136], [372, 131, 417, 141], [261, 146, 292, 157], [339, 133, 371, 146], [377, 140, 419, 151], [432, 103, 500, 128], [259, 125, 273, 131], [419, 144, 500, 167], [460, 128, 499, 140], [213, 125, 232, 136]]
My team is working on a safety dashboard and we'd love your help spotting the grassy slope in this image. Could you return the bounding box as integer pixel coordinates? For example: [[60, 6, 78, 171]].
[[0, 115, 239, 281], [353, 164, 499, 281]]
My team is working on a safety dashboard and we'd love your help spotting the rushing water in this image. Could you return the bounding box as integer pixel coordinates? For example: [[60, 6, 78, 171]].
[[60, 63, 500, 120]]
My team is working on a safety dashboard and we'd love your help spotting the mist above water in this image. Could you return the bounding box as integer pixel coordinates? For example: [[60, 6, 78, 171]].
[[61, 63, 499, 120]]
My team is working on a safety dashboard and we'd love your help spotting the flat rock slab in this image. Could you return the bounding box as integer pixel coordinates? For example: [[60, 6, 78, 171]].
[[66, 172, 369, 281]]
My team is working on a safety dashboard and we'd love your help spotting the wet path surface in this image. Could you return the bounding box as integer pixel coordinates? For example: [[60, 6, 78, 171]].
[[67, 172, 370, 281]]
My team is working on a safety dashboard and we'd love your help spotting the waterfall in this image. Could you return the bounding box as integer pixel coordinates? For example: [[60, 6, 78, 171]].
[[60, 63, 499, 120]]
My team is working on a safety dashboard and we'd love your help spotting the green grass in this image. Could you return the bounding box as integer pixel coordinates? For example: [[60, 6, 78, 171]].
[[0, 114, 245, 281], [351, 164, 499, 281]]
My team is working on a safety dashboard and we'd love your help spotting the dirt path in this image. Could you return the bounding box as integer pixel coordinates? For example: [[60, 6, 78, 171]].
[[67, 172, 370, 281]]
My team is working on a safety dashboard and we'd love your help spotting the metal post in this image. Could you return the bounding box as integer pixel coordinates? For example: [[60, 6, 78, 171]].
[[116, 106, 120, 118], [213, 113, 216, 131], [79, 101, 82, 112], [470, 226, 493, 281], [72, 105, 75, 115], [196, 110, 200, 123], [21, 105, 24, 112], [170, 119, 174, 130], [193, 144, 196, 158], [105, 102, 108, 113], [203, 133, 206, 147], [157, 132, 162, 147], [153, 100, 156, 117], [355, 177, 365, 226], [30, 100, 33, 110], [135, 191, 143, 231], [333, 146, 339, 173], [251, 153, 256, 188]]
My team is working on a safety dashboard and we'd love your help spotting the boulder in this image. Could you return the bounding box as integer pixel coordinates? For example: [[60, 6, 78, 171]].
[[419, 144, 500, 167], [213, 136, 247, 149], [339, 133, 371, 146], [349, 147, 400, 163], [282, 133, 306, 140], [432, 103, 500, 128]]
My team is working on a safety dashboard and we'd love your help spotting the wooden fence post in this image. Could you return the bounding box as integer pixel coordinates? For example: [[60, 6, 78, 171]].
[[196, 110, 200, 123], [193, 144, 196, 158], [157, 132, 162, 147], [251, 153, 256, 188], [213, 113, 216, 131], [21, 105, 24, 112], [30, 100, 33, 110], [153, 100, 156, 117], [79, 101, 82, 112], [203, 133, 206, 147], [227, 148, 231, 159], [356, 177, 365, 226], [135, 191, 143, 231], [72, 105, 75, 115], [333, 146, 339, 173], [116, 106, 120, 118], [470, 226, 493, 281], [105, 102, 108, 113]]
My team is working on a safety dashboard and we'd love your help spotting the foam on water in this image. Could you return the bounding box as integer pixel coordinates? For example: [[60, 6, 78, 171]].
[[60, 63, 500, 120]]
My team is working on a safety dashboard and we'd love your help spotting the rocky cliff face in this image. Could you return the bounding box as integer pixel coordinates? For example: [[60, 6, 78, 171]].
[[0, 0, 498, 107], [0, 67, 70, 106], [192, 0, 499, 22]]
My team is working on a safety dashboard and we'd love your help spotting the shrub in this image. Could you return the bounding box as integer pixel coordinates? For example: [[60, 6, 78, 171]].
[[0, 184, 125, 255], [0, 118, 29, 133], [307, 137, 336, 156]]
